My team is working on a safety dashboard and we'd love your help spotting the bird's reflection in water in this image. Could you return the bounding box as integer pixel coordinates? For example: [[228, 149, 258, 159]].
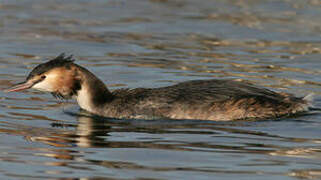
[[17, 110, 114, 164], [4, 109, 319, 180], [21, 109, 321, 164], [30, 109, 220, 152], [32, 109, 317, 151], [49, 110, 113, 148]]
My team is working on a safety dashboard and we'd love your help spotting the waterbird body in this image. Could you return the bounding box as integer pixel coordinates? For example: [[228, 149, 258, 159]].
[[6, 54, 312, 121]]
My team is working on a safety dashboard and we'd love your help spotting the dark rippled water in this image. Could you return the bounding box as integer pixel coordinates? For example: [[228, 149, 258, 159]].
[[1, 0, 321, 179]]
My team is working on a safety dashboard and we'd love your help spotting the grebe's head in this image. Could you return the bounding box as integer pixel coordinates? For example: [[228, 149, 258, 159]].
[[6, 53, 81, 99]]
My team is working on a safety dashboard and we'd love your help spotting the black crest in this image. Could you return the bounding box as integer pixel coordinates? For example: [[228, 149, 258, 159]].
[[26, 53, 75, 80]]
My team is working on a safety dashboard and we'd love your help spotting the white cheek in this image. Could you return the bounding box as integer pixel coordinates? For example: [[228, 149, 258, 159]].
[[32, 74, 58, 92], [32, 80, 54, 92]]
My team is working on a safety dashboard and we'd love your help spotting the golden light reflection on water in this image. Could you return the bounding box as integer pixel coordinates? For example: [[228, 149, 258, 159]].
[[289, 169, 321, 179], [270, 147, 321, 158]]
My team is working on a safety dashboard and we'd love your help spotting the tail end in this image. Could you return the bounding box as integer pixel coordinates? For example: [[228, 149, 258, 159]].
[[303, 93, 315, 105], [303, 93, 321, 111]]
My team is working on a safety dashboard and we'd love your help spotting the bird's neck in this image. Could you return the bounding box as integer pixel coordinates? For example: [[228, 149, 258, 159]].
[[74, 65, 114, 114]]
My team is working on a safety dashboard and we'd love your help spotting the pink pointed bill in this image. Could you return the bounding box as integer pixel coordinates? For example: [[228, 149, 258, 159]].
[[4, 81, 34, 92]]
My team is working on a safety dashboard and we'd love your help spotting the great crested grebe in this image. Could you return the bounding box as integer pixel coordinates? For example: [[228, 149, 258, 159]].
[[6, 54, 313, 121]]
